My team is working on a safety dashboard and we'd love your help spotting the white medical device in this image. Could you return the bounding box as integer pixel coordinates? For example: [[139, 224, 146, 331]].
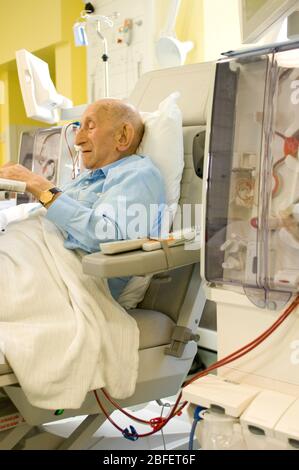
[[16, 49, 73, 124], [13, 49, 85, 204], [99, 229, 197, 254], [156, 0, 193, 68], [202, 39, 299, 310]]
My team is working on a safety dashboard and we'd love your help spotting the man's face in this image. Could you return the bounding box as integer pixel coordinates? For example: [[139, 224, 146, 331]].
[[75, 104, 119, 170]]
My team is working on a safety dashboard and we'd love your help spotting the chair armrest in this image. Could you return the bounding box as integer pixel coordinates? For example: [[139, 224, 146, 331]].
[[82, 244, 200, 278]]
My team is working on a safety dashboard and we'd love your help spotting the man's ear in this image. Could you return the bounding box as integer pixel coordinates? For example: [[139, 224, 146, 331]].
[[116, 123, 135, 154]]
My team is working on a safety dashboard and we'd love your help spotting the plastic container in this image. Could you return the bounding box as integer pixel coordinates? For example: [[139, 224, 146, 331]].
[[199, 410, 247, 450]]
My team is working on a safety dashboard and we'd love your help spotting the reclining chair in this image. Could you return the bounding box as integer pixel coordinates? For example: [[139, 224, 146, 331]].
[[0, 62, 215, 450]]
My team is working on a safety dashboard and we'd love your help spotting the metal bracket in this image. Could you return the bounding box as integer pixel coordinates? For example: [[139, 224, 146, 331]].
[[166, 326, 200, 358]]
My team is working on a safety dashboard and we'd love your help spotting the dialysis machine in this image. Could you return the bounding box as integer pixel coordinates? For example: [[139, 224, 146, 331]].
[[16, 124, 80, 204], [204, 41, 299, 309], [2, 40, 299, 448], [0, 125, 80, 204], [185, 40, 299, 449]]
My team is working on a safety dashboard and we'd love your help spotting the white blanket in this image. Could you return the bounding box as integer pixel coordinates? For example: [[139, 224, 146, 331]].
[[0, 209, 139, 409]]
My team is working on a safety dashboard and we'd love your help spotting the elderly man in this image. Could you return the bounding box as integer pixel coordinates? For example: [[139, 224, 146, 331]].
[[0, 99, 166, 299], [0, 99, 166, 408]]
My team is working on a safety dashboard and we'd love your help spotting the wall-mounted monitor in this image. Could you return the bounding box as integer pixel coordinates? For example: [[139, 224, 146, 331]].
[[16, 49, 73, 124], [240, 0, 299, 43]]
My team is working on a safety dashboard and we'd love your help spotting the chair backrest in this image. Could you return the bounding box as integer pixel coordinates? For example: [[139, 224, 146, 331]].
[[139, 126, 205, 322], [130, 63, 216, 323], [129, 62, 215, 127]]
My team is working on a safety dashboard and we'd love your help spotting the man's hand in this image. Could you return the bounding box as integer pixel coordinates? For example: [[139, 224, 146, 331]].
[[0, 163, 54, 199]]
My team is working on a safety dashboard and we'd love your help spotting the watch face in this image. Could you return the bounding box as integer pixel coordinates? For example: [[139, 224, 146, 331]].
[[39, 191, 54, 205]]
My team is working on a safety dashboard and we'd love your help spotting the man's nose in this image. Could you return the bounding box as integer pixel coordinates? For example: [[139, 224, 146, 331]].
[[75, 127, 87, 146]]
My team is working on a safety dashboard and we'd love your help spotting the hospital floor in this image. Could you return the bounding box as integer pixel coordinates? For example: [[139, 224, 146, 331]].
[[44, 349, 216, 451]]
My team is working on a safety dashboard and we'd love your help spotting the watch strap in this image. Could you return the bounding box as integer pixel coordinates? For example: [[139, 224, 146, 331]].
[[49, 187, 62, 196]]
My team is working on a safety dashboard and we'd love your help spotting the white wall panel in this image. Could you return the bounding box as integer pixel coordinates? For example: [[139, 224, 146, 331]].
[[85, 0, 157, 101]]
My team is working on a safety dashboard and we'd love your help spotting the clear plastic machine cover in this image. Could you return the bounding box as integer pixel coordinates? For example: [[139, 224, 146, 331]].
[[32, 125, 80, 186], [17, 124, 80, 204], [205, 46, 299, 308]]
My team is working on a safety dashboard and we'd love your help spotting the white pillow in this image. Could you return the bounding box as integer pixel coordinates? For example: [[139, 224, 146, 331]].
[[137, 91, 184, 226], [117, 93, 184, 310], [117, 275, 152, 310]]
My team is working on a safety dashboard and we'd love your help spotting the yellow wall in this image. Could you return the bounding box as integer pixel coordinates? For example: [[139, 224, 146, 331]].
[[176, 0, 241, 63], [0, 0, 62, 65], [0, 70, 9, 162], [202, 0, 241, 61], [176, 0, 205, 64], [58, 0, 87, 106], [157, 0, 241, 64], [0, 0, 86, 164]]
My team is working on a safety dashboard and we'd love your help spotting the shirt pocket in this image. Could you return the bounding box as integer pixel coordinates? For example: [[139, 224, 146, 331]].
[[77, 190, 99, 208]]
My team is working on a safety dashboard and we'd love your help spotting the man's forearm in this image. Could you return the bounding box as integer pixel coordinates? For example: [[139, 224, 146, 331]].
[[26, 176, 55, 199], [0, 163, 61, 207]]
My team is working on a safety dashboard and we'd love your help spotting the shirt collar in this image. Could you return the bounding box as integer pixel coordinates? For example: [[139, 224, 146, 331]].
[[89, 156, 135, 178]]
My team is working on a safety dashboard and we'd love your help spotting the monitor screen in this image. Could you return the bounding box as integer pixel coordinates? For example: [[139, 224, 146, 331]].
[[16, 49, 72, 124], [240, 0, 299, 42]]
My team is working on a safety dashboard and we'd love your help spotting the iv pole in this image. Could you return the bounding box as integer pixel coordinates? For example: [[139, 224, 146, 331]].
[[96, 20, 110, 98], [82, 13, 114, 98]]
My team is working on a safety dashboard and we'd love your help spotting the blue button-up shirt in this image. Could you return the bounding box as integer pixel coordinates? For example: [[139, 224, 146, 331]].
[[46, 155, 166, 299]]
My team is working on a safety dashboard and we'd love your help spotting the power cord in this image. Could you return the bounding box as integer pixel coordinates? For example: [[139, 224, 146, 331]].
[[91, 295, 299, 442]]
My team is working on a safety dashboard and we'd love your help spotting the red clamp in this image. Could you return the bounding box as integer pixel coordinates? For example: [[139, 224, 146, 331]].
[[150, 417, 167, 430], [284, 136, 299, 158]]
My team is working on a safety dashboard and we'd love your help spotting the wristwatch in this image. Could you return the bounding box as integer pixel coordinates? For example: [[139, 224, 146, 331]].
[[39, 187, 62, 206]]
